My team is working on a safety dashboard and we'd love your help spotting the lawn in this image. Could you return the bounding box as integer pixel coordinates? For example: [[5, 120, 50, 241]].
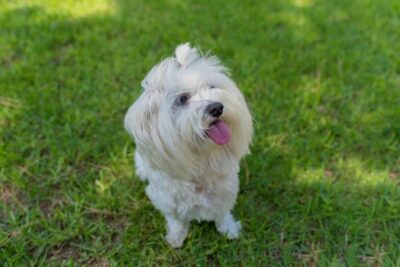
[[1, 0, 399, 265]]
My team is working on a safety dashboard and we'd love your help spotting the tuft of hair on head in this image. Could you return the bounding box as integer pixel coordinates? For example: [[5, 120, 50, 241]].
[[175, 43, 200, 68]]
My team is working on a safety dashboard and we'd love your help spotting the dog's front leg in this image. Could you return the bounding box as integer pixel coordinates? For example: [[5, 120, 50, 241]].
[[215, 211, 241, 239], [165, 214, 190, 248]]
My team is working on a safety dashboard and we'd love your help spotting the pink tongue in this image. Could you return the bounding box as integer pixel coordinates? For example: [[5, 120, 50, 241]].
[[206, 120, 231, 145]]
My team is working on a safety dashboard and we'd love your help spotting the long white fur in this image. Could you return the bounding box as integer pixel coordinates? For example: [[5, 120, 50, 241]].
[[124, 43, 253, 248]]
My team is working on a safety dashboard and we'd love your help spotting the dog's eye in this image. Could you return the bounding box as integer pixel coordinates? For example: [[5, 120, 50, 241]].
[[176, 93, 190, 106], [209, 84, 216, 89]]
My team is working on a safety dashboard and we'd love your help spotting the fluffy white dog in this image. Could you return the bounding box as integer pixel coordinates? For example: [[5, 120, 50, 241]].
[[124, 43, 252, 248]]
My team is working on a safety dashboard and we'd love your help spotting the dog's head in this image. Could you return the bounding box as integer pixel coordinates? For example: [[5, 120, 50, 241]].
[[125, 43, 252, 177]]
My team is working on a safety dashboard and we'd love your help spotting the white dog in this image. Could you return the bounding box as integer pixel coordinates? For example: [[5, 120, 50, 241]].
[[124, 43, 252, 248]]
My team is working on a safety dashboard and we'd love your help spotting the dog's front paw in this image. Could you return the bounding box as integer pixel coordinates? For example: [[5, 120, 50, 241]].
[[226, 220, 241, 239], [217, 220, 241, 239], [165, 216, 189, 248], [216, 212, 241, 239], [165, 232, 186, 248]]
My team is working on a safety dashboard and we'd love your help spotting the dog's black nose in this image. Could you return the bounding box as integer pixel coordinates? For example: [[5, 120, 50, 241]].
[[206, 102, 224, 117]]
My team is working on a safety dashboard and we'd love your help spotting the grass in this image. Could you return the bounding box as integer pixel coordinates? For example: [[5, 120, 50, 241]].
[[0, 0, 399, 265]]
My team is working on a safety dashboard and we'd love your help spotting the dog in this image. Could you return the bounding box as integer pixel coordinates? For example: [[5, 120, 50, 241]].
[[124, 43, 252, 248]]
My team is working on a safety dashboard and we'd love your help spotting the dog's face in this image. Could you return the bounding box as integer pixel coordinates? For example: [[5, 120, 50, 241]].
[[125, 44, 252, 177]]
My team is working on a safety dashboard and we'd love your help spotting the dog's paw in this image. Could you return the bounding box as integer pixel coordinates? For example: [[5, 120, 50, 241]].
[[216, 212, 241, 239], [165, 232, 186, 248], [165, 216, 189, 248], [217, 219, 241, 239], [226, 220, 241, 239]]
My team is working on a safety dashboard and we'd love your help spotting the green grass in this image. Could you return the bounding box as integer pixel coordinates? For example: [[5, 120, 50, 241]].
[[1, 0, 399, 265]]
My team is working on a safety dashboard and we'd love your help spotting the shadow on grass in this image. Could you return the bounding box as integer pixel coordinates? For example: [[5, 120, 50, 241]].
[[0, 0, 399, 265]]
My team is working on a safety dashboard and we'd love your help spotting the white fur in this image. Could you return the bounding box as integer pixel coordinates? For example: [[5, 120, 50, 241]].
[[124, 43, 252, 248]]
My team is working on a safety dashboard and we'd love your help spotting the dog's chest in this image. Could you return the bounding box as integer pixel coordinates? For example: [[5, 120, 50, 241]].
[[173, 174, 238, 220], [145, 166, 239, 221]]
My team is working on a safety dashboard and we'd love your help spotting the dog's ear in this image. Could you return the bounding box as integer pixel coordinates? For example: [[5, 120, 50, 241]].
[[124, 90, 160, 146], [141, 57, 177, 92], [175, 43, 199, 67]]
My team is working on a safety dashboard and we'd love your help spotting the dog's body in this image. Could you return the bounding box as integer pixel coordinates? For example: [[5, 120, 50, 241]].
[[125, 44, 252, 247]]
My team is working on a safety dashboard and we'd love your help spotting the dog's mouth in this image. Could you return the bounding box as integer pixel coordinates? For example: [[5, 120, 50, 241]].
[[205, 120, 231, 145]]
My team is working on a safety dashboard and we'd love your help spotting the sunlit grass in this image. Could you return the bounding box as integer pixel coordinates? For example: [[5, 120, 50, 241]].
[[0, 0, 116, 18], [292, 0, 314, 8], [294, 156, 392, 187]]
